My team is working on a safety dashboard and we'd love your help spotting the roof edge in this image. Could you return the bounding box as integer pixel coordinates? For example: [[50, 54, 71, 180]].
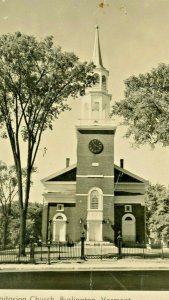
[[114, 164, 148, 184], [41, 163, 76, 183], [41, 163, 148, 184]]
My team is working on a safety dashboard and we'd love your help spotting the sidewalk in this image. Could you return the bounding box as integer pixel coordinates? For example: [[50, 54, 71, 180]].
[[1, 258, 169, 271]]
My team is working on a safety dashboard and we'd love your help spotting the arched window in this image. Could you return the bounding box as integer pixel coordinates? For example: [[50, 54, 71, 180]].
[[102, 75, 106, 88], [90, 190, 99, 209], [94, 73, 100, 86], [56, 216, 63, 220], [122, 214, 135, 222], [53, 213, 67, 221], [125, 216, 132, 221], [88, 188, 103, 210]]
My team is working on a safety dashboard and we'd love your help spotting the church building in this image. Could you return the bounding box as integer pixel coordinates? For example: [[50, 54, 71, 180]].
[[41, 26, 147, 245]]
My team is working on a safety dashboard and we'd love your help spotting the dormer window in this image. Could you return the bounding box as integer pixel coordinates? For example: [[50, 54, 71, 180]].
[[102, 75, 106, 88]]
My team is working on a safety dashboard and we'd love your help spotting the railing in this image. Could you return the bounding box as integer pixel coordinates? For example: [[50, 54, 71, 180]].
[[33, 242, 118, 263], [77, 118, 115, 126], [0, 246, 31, 263], [47, 243, 81, 262], [33, 242, 82, 264], [85, 243, 118, 259], [0, 242, 169, 264]]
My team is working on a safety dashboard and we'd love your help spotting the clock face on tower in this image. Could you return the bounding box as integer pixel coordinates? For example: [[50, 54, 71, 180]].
[[88, 139, 103, 154]]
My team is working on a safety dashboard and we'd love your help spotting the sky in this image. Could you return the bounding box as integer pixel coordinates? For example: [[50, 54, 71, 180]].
[[1, 0, 169, 203]]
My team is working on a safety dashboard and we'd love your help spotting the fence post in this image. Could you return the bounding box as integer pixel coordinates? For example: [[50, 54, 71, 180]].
[[80, 232, 85, 260], [39, 239, 43, 261], [161, 239, 164, 259], [18, 245, 21, 263], [142, 242, 145, 259], [58, 242, 61, 260], [47, 240, 51, 265], [30, 243, 35, 264], [117, 232, 122, 259]]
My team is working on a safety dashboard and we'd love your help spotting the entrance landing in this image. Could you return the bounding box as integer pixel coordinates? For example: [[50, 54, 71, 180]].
[[85, 241, 114, 246]]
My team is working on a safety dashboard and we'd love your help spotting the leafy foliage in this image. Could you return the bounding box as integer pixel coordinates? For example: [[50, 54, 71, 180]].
[[0, 32, 94, 149], [0, 161, 18, 247], [146, 183, 169, 240], [0, 201, 43, 247], [111, 63, 169, 147], [0, 32, 94, 251]]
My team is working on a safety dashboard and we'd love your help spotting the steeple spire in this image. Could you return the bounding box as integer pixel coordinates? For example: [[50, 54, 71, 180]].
[[92, 25, 103, 68]]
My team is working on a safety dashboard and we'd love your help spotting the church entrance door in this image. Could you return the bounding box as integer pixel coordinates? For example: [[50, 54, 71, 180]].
[[87, 221, 102, 242], [53, 213, 67, 242], [122, 214, 136, 242]]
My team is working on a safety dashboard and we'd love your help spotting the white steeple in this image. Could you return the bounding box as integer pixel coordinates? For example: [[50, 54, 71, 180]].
[[80, 25, 112, 125], [92, 24, 103, 68]]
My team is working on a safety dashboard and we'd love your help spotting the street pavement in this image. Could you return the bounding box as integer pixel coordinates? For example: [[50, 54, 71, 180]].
[[1, 258, 169, 271]]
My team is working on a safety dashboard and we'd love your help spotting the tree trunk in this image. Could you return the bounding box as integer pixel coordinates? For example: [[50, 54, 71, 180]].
[[2, 218, 9, 250], [19, 209, 27, 256]]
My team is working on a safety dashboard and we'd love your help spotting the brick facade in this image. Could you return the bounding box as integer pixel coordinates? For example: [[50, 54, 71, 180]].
[[114, 203, 146, 244]]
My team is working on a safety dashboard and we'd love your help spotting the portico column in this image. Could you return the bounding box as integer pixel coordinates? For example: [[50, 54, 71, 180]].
[[99, 221, 103, 241]]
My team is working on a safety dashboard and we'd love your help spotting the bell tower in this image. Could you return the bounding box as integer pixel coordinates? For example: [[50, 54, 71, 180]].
[[75, 25, 116, 243], [81, 25, 111, 123]]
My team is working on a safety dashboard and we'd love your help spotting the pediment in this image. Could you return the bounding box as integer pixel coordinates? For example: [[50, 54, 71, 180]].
[[42, 163, 147, 184]]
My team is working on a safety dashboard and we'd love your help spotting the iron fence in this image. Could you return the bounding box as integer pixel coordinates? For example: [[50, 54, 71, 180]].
[[85, 243, 118, 259], [34, 243, 81, 263], [0, 242, 169, 264]]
